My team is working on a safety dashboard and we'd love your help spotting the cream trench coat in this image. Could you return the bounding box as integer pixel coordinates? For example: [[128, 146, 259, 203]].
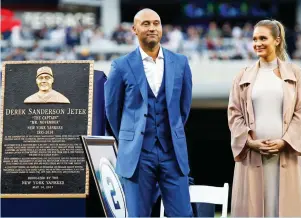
[[228, 59, 301, 217]]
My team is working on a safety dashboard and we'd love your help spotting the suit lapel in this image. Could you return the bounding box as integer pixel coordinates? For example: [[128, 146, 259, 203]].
[[127, 48, 148, 102], [163, 48, 175, 105]]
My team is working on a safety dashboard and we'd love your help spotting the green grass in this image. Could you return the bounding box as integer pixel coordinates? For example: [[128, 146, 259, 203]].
[[215, 212, 230, 217]]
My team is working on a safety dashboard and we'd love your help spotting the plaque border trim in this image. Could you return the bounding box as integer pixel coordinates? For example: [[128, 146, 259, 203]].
[[0, 60, 94, 198]]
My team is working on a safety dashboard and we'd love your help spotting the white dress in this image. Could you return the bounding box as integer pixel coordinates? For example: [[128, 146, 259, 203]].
[[251, 58, 283, 217]]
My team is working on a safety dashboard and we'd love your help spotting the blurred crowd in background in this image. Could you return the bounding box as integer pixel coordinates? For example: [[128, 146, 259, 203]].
[[2, 21, 301, 62]]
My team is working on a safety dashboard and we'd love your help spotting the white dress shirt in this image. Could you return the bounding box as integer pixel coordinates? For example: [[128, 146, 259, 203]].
[[139, 46, 164, 97]]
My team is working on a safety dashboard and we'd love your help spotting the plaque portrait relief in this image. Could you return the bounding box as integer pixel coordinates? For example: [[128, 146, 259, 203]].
[[24, 66, 70, 104]]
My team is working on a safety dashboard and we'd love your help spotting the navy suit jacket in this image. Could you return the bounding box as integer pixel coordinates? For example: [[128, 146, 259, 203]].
[[105, 47, 192, 178]]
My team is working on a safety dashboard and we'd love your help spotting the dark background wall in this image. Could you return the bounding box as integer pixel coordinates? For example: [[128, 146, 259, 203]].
[[187, 108, 234, 187], [186, 108, 234, 211]]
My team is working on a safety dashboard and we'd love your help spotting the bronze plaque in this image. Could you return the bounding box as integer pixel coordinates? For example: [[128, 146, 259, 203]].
[[0, 60, 94, 198]]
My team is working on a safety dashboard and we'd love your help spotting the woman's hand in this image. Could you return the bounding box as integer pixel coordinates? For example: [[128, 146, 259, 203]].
[[247, 139, 271, 155], [259, 139, 287, 154]]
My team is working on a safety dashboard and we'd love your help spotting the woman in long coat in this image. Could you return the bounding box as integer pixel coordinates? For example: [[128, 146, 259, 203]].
[[228, 19, 301, 217]]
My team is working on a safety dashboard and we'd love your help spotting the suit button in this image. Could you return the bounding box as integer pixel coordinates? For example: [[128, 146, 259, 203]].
[[157, 124, 160, 127], [156, 112, 159, 115], [144, 114, 147, 117], [141, 132, 144, 135], [156, 100, 159, 103], [284, 120, 287, 124]]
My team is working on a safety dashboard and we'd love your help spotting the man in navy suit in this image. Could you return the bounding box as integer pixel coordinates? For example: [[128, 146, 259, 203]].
[[105, 8, 193, 217]]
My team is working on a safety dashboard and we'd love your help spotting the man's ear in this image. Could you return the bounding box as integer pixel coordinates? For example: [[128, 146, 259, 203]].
[[132, 25, 137, 35]]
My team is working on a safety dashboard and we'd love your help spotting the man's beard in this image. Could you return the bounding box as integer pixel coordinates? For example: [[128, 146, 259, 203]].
[[143, 38, 158, 49]]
